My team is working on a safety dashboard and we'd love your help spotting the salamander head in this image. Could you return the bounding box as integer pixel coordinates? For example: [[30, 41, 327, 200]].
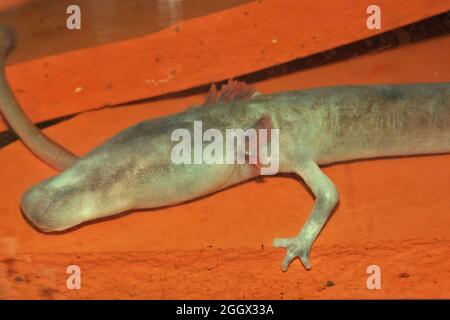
[[21, 173, 98, 232], [20, 162, 133, 232]]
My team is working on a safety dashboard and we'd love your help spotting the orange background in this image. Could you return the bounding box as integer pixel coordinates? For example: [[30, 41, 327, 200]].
[[0, 0, 449, 299], [2, 0, 450, 131]]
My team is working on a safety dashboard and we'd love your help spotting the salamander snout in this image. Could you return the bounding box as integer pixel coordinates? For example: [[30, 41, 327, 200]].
[[20, 181, 83, 233], [20, 183, 57, 232]]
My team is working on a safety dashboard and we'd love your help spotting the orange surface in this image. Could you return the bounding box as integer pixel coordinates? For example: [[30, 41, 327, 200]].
[[2, 0, 450, 131], [0, 0, 31, 11], [0, 33, 449, 299]]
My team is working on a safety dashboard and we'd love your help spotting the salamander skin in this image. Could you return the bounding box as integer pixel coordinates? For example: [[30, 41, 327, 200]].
[[1, 26, 449, 271]]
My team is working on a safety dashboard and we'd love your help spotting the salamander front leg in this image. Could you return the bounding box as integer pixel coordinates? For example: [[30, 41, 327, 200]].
[[273, 159, 339, 271]]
